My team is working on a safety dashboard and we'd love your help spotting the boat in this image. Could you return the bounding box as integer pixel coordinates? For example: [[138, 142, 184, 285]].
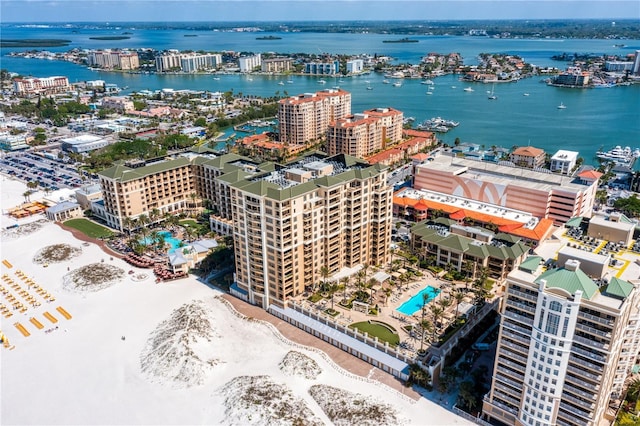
[[278, 81, 285, 85], [213, 77, 220, 81], [286, 79, 293, 84], [557, 102, 567, 109], [488, 84, 497, 100], [596, 146, 638, 166], [256, 35, 282, 40], [416, 117, 460, 132], [451, 85, 457, 89], [366, 86, 373, 90], [318, 79, 326, 84], [393, 82, 403, 87], [421, 80, 434, 85], [382, 79, 390, 84], [523, 93, 530, 96], [383, 37, 419, 43], [426, 91, 433, 95], [463, 87, 474, 92]]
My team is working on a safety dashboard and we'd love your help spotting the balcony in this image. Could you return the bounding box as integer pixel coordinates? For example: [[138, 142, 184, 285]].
[[576, 322, 612, 339], [563, 383, 597, 401], [508, 288, 538, 302], [506, 299, 536, 315], [498, 347, 528, 364], [560, 394, 595, 413], [496, 365, 525, 382], [578, 312, 614, 327], [565, 368, 601, 386], [571, 345, 606, 363], [568, 357, 603, 376], [490, 399, 519, 416], [493, 389, 521, 406], [501, 339, 529, 355], [503, 309, 534, 326], [495, 373, 523, 390], [502, 318, 533, 336], [501, 329, 531, 346], [573, 334, 609, 351]]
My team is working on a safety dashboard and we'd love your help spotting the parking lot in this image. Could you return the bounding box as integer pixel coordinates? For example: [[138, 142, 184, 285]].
[[0, 152, 91, 191]]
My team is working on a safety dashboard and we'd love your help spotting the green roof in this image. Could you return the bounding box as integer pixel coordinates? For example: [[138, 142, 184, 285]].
[[604, 277, 634, 299], [535, 267, 599, 300], [99, 157, 191, 182], [564, 216, 584, 228], [519, 256, 543, 273]]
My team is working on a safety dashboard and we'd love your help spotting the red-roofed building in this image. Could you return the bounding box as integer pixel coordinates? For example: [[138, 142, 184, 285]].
[[578, 169, 603, 185], [238, 132, 305, 161], [509, 146, 546, 169]]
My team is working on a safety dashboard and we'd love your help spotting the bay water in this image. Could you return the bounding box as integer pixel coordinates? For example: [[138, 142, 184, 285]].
[[1, 24, 639, 167]]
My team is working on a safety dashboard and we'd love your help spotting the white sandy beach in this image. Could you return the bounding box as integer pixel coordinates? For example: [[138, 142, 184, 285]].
[[0, 175, 472, 425]]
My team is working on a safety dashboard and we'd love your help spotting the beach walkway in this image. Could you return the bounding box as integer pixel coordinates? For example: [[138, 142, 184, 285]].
[[221, 294, 422, 400]]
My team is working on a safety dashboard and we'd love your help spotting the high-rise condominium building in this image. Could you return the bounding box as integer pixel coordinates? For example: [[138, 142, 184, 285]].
[[87, 50, 139, 70], [278, 89, 352, 145], [483, 259, 640, 426], [326, 113, 383, 158], [13, 76, 70, 96], [363, 107, 404, 146], [229, 153, 392, 309]]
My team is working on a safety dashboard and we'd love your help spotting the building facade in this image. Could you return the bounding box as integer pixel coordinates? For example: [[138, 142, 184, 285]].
[[239, 54, 262, 73], [87, 50, 140, 70], [326, 113, 383, 158], [230, 154, 392, 309], [304, 61, 340, 75], [261, 57, 293, 73], [509, 146, 546, 169], [13, 76, 70, 96], [550, 150, 579, 174], [483, 259, 640, 426], [413, 156, 597, 225], [364, 107, 404, 146], [278, 89, 352, 145]]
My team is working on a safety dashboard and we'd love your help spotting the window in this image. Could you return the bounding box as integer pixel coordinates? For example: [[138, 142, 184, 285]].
[[549, 300, 562, 312], [546, 313, 560, 335], [562, 317, 570, 337]]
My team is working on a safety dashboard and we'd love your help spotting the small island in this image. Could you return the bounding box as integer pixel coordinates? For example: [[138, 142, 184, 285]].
[[256, 35, 282, 40], [89, 36, 131, 41], [1, 39, 71, 48], [383, 37, 419, 43]]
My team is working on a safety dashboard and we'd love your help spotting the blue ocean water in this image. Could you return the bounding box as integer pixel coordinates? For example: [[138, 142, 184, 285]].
[[2, 24, 639, 166]]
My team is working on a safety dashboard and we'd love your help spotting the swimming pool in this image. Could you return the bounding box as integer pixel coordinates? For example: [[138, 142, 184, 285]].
[[141, 230, 183, 252], [396, 286, 441, 316]]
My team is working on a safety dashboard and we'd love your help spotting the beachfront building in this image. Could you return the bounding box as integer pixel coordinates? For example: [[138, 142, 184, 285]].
[[87, 50, 140, 70], [98, 157, 199, 230], [346, 59, 364, 74], [552, 68, 591, 87], [75, 184, 103, 210], [482, 256, 640, 426], [278, 89, 352, 145], [509, 146, 546, 169], [550, 150, 579, 174], [326, 113, 384, 158], [229, 153, 392, 309], [261, 57, 293, 73], [0, 133, 30, 151], [304, 61, 340, 75], [239, 54, 262, 73], [45, 201, 83, 222], [154, 52, 222, 73], [413, 156, 597, 225], [13, 76, 70, 96]]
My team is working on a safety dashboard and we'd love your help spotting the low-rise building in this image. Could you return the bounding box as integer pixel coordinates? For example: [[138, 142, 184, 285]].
[[45, 201, 83, 221], [13, 76, 70, 96], [75, 184, 103, 210], [61, 134, 109, 153], [509, 146, 546, 169], [261, 57, 293, 73], [549, 150, 579, 174]]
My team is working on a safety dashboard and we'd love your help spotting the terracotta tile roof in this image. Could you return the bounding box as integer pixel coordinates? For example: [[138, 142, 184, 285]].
[[512, 146, 545, 157], [578, 170, 603, 180], [412, 153, 430, 161]]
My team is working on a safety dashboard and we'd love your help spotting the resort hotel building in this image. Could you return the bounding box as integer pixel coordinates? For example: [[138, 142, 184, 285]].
[[482, 254, 640, 426], [413, 155, 598, 225], [97, 151, 392, 309]]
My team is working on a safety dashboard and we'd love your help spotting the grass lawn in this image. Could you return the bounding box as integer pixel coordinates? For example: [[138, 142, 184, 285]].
[[350, 321, 400, 346], [64, 218, 114, 239]]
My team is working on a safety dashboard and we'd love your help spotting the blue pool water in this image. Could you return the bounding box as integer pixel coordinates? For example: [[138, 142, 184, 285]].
[[141, 230, 183, 252], [396, 286, 441, 316]]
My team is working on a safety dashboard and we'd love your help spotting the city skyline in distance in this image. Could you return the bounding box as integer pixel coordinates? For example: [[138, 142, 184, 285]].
[[1, 0, 639, 23]]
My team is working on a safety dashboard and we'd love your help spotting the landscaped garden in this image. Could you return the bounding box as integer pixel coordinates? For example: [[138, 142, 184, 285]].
[[64, 218, 114, 239], [349, 321, 400, 346]]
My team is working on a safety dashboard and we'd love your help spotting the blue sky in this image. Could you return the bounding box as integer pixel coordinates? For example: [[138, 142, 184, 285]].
[[1, 0, 639, 22]]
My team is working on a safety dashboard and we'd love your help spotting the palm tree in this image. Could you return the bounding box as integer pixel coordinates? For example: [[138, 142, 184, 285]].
[[319, 265, 329, 293], [122, 216, 134, 236], [419, 319, 433, 351], [383, 287, 392, 306], [137, 215, 150, 245], [22, 191, 32, 203], [340, 276, 350, 303], [430, 305, 444, 341], [149, 208, 161, 226], [329, 282, 339, 310], [452, 289, 466, 322]]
